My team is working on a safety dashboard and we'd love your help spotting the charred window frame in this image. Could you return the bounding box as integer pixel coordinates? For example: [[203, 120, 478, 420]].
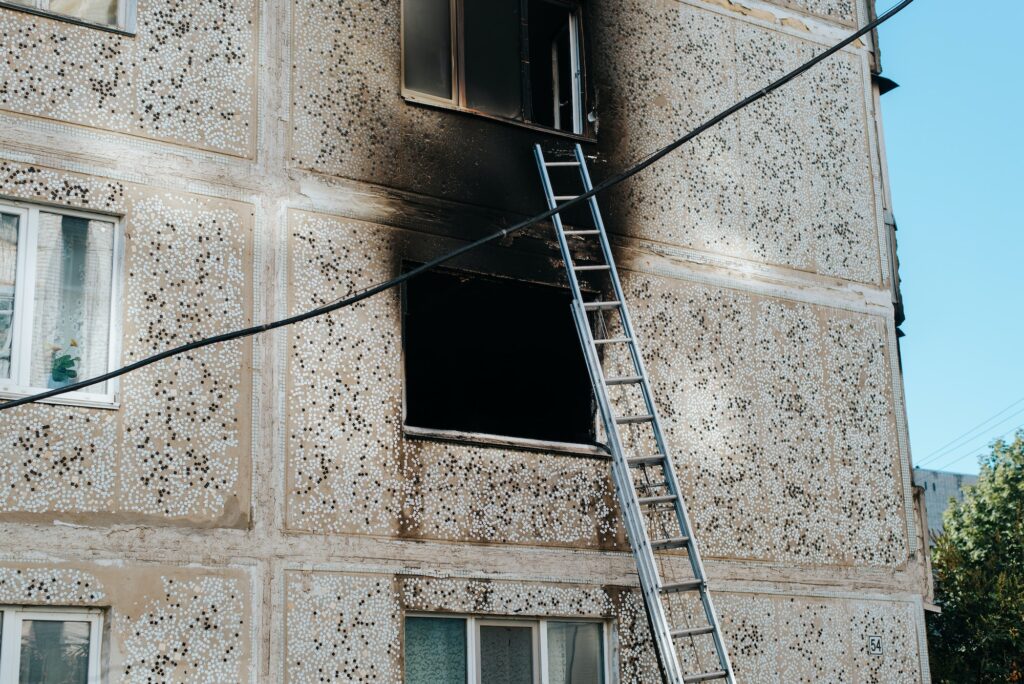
[[401, 265, 601, 455], [401, 0, 593, 138]]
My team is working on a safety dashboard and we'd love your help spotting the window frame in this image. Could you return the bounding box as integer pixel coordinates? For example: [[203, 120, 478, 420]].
[[0, 200, 125, 409], [0, 0, 137, 35], [400, 0, 593, 140], [0, 606, 104, 684], [404, 613, 612, 684]]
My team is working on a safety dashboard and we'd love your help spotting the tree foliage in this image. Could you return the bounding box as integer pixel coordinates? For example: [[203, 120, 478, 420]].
[[928, 432, 1024, 682]]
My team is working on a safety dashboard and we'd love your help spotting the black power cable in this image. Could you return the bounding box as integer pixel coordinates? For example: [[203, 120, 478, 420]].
[[0, 0, 915, 411]]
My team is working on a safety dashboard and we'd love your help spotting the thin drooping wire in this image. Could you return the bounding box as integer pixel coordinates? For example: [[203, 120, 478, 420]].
[[931, 422, 1024, 472], [0, 0, 915, 412], [915, 394, 1024, 467]]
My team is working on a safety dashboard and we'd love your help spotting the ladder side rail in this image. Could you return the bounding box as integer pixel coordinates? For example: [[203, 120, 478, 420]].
[[533, 145, 588, 305], [573, 146, 737, 682], [569, 300, 687, 684]]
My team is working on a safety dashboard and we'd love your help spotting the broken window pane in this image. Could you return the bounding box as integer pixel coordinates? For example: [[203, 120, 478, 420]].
[[463, 0, 523, 120], [403, 0, 453, 99], [404, 268, 595, 444]]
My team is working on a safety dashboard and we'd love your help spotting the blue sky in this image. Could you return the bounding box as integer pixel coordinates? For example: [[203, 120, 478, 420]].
[[878, 3, 1024, 475]]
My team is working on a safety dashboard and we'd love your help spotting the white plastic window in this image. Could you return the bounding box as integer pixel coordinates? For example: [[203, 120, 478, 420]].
[[0, 608, 103, 684], [0, 202, 123, 408], [404, 615, 607, 684], [2, 0, 135, 31]]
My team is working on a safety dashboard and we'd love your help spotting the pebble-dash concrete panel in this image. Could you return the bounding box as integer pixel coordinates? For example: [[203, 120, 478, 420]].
[[0, 0, 256, 155], [285, 210, 622, 547], [284, 571, 921, 683], [593, 1, 880, 283], [0, 562, 251, 683], [624, 271, 907, 567], [0, 161, 253, 524]]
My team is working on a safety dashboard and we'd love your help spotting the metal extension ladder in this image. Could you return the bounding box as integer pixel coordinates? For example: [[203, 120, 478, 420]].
[[534, 143, 736, 684]]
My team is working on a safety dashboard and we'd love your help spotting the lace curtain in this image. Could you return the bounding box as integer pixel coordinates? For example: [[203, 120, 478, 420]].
[[19, 619, 91, 684], [29, 213, 114, 394], [546, 622, 604, 684], [405, 617, 467, 684], [479, 625, 533, 684]]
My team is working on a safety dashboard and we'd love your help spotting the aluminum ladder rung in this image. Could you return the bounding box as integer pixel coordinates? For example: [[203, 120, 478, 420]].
[[534, 142, 735, 684], [638, 494, 677, 506], [583, 300, 621, 311], [671, 626, 715, 639], [627, 455, 664, 467], [593, 337, 631, 346], [651, 536, 690, 550], [616, 414, 654, 425], [661, 579, 704, 594]]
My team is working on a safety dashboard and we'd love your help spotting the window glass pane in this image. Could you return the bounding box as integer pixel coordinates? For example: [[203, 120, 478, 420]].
[[463, 0, 523, 120], [403, 0, 452, 99], [479, 624, 533, 684], [546, 622, 604, 684], [30, 213, 114, 394], [0, 213, 19, 380], [48, 0, 119, 26], [405, 617, 466, 684], [19, 619, 91, 684]]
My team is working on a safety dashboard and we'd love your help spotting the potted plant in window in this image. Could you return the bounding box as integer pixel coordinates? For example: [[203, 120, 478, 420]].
[[48, 339, 80, 389]]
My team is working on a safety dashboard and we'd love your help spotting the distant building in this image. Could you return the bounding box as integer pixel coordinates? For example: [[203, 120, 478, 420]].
[[914, 468, 979, 540]]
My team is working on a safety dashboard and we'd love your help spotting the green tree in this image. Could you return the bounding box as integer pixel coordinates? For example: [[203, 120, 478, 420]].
[[928, 432, 1024, 683]]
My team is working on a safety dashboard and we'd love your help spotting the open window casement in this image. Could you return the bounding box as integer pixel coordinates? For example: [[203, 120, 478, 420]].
[[402, 0, 590, 137], [1, 0, 136, 32]]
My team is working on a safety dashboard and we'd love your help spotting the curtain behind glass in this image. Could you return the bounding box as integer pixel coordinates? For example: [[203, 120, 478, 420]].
[[49, 0, 118, 25], [479, 625, 533, 684], [546, 622, 604, 684], [0, 213, 19, 379], [30, 213, 114, 394], [19, 620, 90, 684], [405, 617, 467, 684]]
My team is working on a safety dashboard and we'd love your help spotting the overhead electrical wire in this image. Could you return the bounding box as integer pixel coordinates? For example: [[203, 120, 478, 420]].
[[0, 0, 916, 412], [932, 420, 1024, 472], [915, 397, 1024, 468]]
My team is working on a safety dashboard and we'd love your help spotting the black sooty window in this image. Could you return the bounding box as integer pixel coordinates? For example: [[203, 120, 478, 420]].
[[404, 268, 595, 445]]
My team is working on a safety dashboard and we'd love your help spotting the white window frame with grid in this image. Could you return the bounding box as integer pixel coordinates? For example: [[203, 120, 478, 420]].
[[0, 0, 137, 33], [0, 606, 103, 684], [405, 613, 612, 684], [0, 201, 124, 409]]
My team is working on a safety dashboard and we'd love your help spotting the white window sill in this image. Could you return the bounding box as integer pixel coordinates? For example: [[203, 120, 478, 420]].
[[0, 388, 118, 410], [404, 424, 608, 458]]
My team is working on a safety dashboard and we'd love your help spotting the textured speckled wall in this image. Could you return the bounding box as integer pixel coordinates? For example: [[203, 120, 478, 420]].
[[285, 209, 909, 567], [0, 0, 256, 155], [0, 0, 930, 679], [283, 571, 924, 683], [0, 160, 254, 525], [0, 561, 252, 682], [290, 0, 884, 284]]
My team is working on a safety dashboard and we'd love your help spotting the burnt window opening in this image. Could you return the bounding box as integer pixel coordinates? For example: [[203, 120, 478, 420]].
[[403, 267, 596, 445], [402, 0, 589, 136]]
